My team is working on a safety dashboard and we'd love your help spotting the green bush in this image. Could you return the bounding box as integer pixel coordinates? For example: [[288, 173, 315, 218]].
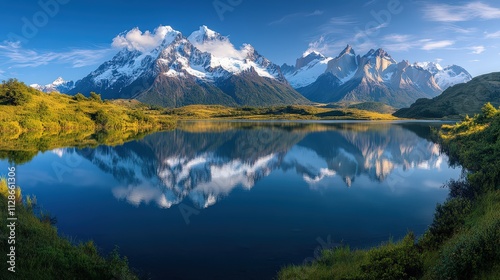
[[358, 233, 423, 280], [73, 93, 87, 101], [432, 219, 500, 280], [92, 109, 110, 127], [89, 92, 103, 103], [420, 198, 472, 249], [0, 78, 33, 105]]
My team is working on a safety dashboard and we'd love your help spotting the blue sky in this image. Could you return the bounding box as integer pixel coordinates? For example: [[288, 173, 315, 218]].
[[1, 0, 500, 84]]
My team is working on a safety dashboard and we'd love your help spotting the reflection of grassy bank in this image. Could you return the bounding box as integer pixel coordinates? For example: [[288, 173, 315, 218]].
[[0, 179, 138, 280], [279, 104, 500, 280], [0, 129, 156, 164]]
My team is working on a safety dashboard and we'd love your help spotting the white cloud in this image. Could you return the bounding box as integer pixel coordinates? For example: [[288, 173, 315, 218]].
[[381, 34, 416, 51], [111, 25, 176, 52], [354, 22, 388, 40], [470, 45, 485, 54], [442, 24, 477, 34], [269, 10, 324, 25], [424, 2, 500, 22], [0, 41, 112, 68], [304, 36, 332, 56], [486, 31, 500, 38], [421, 40, 454, 51], [192, 39, 246, 60]]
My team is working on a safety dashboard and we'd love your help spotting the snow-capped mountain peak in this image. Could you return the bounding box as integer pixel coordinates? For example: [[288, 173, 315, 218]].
[[187, 25, 228, 45], [414, 62, 472, 90], [30, 77, 74, 93], [415, 62, 444, 74], [282, 50, 333, 88], [52, 77, 66, 86], [69, 25, 304, 107]]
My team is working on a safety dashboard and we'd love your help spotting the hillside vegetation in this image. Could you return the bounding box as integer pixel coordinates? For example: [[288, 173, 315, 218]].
[[164, 104, 398, 120], [394, 72, 500, 119], [279, 103, 500, 280], [0, 79, 176, 163]]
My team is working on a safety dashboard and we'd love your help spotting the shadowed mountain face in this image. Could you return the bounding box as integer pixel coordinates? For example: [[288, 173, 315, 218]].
[[68, 121, 447, 210]]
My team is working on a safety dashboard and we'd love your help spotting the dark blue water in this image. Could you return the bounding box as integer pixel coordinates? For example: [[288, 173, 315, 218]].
[[0, 121, 461, 279]]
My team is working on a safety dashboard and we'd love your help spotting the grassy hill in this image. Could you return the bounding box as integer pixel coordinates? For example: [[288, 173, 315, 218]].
[[394, 72, 500, 119], [347, 102, 397, 114]]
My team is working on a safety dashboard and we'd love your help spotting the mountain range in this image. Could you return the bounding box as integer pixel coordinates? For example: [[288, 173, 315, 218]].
[[30, 26, 472, 108], [282, 46, 472, 108], [30, 77, 74, 93]]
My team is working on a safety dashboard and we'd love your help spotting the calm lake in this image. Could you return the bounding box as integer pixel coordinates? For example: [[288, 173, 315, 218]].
[[0, 121, 462, 279]]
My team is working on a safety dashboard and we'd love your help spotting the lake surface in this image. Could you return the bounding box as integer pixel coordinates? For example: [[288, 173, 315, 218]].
[[0, 121, 461, 279]]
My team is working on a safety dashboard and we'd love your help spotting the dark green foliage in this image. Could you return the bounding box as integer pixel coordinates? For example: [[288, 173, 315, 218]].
[[420, 197, 472, 249], [91, 109, 110, 127], [73, 93, 87, 101], [0, 79, 33, 105], [431, 193, 500, 280], [394, 72, 500, 119], [36, 101, 50, 119], [358, 233, 423, 280], [348, 102, 396, 114], [127, 110, 151, 122], [89, 91, 103, 103]]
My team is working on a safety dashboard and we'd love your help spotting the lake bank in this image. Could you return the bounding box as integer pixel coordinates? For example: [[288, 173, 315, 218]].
[[278, 104, 500, 280]]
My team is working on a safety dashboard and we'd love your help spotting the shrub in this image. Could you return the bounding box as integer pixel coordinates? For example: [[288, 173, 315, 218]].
[[0, 78, 33, 105], [89, 92, 103, 103], [420, 198, 472, 249], [432, 219, 500, 280], [358, 233, 423, 280], [73, 93, 87, 101], [92, 109, 110, 127]]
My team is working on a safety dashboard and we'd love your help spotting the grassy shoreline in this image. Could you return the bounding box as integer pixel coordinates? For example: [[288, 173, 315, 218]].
[[0, 179, 139, 279], [278, 103, 500, 280]]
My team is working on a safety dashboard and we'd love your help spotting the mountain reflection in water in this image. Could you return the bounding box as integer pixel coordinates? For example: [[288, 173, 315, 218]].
[[58, 121, 447, 210]]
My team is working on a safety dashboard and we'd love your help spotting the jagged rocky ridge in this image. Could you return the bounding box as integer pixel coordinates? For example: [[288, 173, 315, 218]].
[[282, 46, 472, 108]]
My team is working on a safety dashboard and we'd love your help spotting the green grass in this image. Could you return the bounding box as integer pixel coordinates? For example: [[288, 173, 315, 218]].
[[0, 178, 138, 280], [278, 104, 500, 280], [0, 79, 176, 134], [164, 104, 399, 120]]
